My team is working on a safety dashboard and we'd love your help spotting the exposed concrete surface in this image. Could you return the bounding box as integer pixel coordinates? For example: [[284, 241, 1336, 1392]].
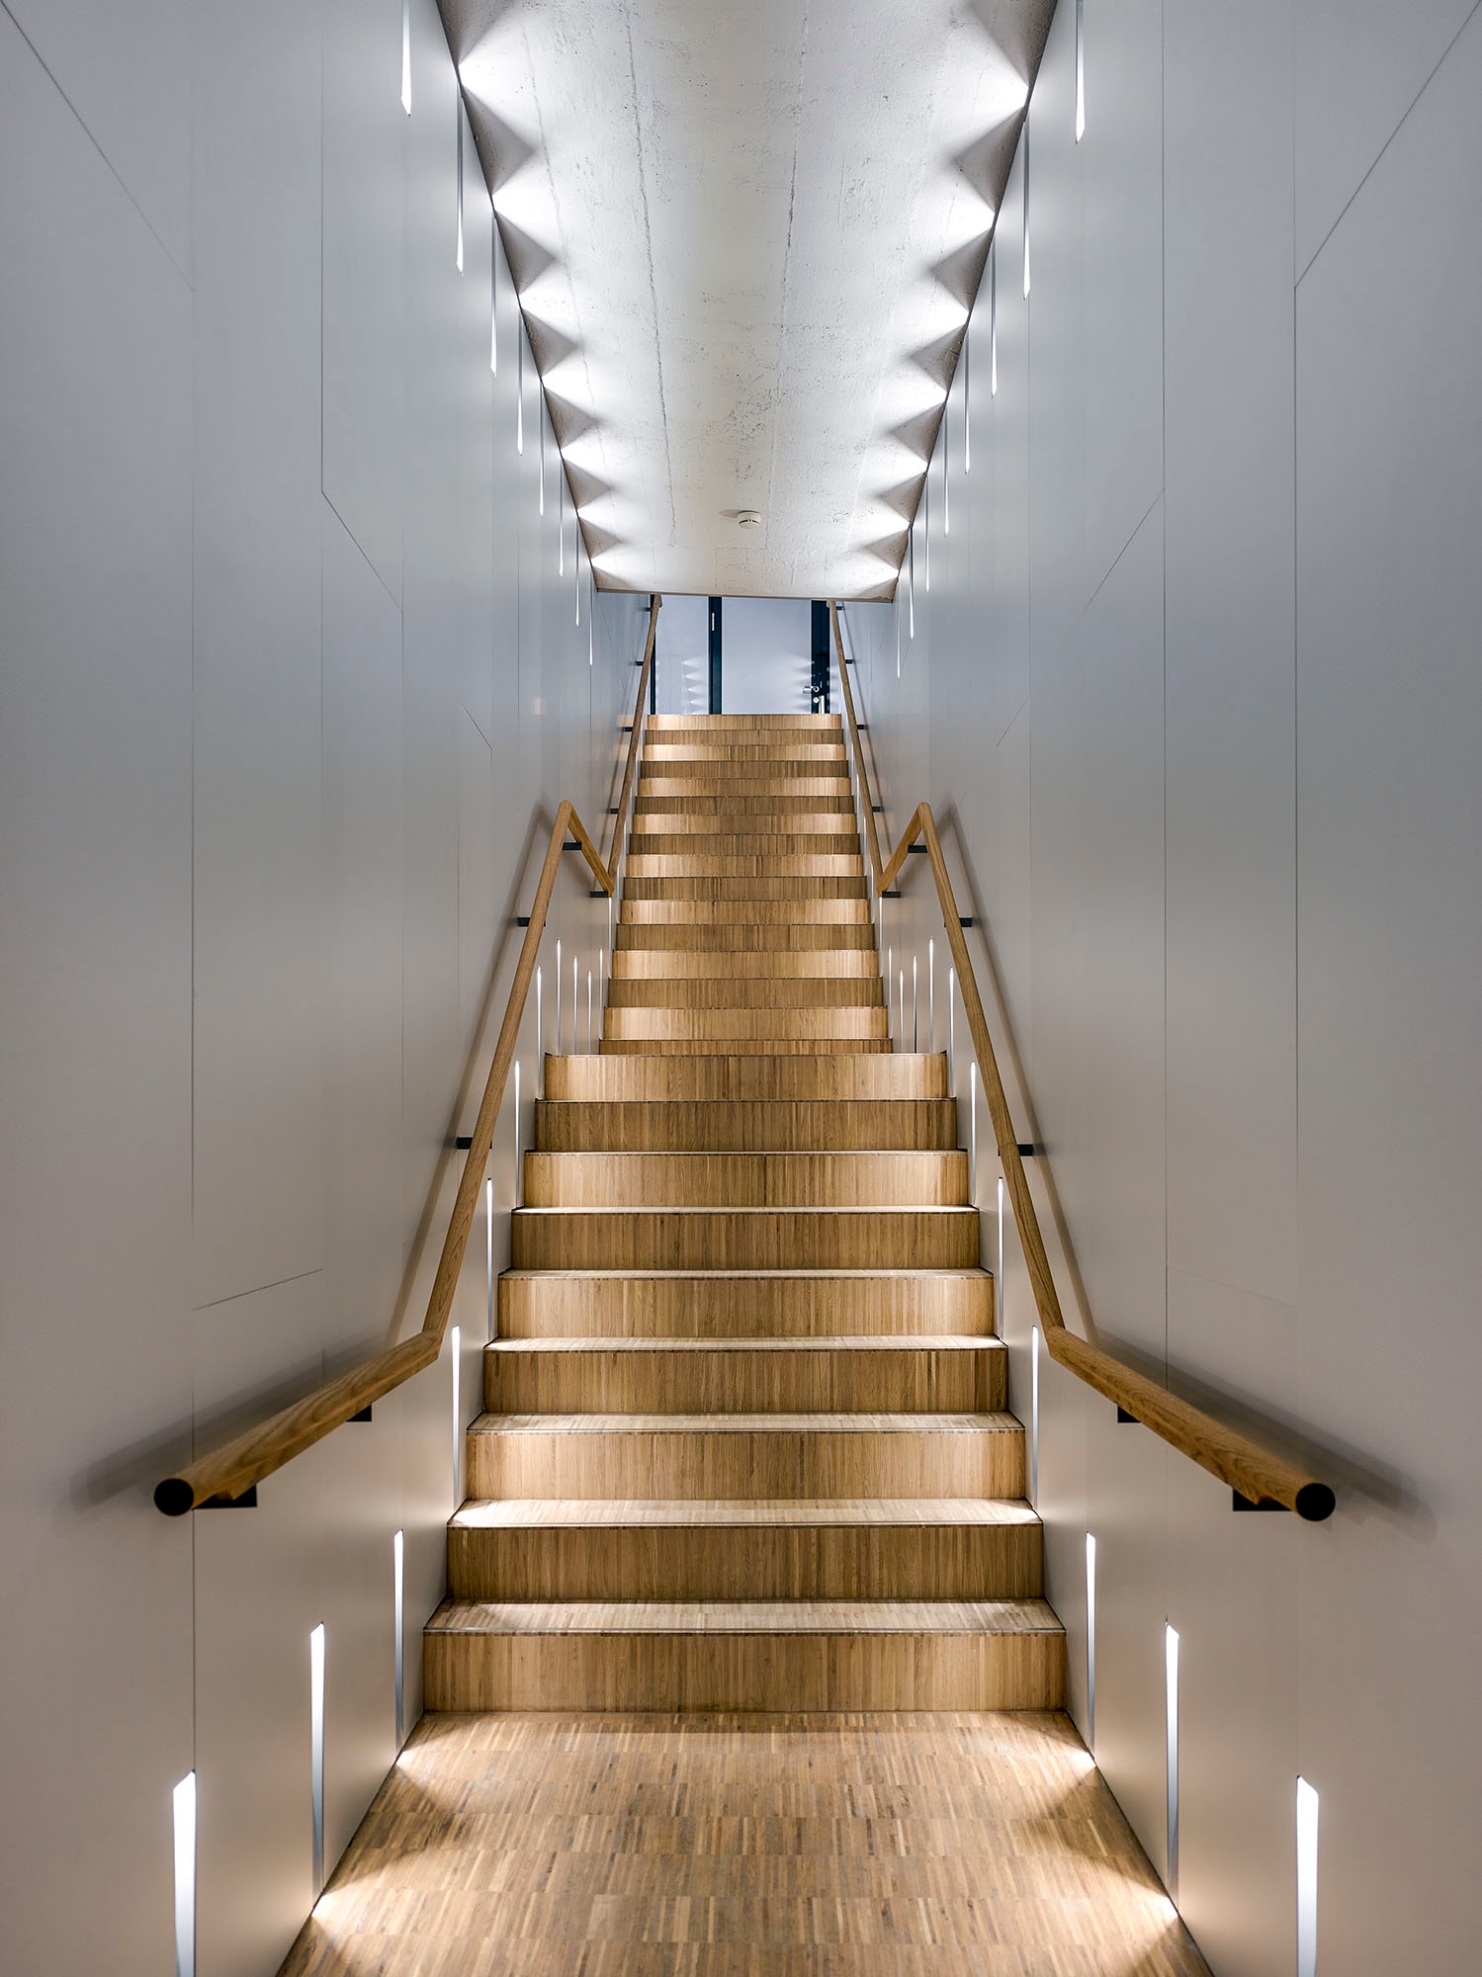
[[447, 0, 1052, 596]]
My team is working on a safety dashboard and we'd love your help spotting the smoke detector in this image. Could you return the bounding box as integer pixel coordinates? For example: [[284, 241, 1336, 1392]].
[[736, 509, 762, 529]]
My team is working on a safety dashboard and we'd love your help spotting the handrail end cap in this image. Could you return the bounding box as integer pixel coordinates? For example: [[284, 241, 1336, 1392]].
[[1295, 1481, 1336, 1523], [155, 1477, 195, 1517]]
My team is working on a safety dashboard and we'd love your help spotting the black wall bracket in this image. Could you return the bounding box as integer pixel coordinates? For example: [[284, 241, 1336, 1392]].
[[202, 1487, 258, 1509], [1233, 1492, 1290, 1513]]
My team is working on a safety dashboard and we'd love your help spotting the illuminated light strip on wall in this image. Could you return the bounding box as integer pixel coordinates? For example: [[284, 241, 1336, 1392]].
[[990, 245, 999, 396], [400, 0, 411, 114], [455, 113, 464, 272], [908, 526, 916, 638], [310, 1624, 326, 1894], [490, 228, 498, 373], [172, 1772, 196, 1977], [485, 1177, 495, 1338], [1166, 1624, 1181, 1902], [450, 1325, 462, 1502], [392, 1531, 405, 1744], [558, 470, 565, 576], [1085, 1534, 1097, 1747], [539, 411, 546, 517], [923, 473, 931, 591], [1030, 1324, 1040, 1503], [1023, 126, 1031, 298], [516, 336, 524, 454], [963, 325, 972, 472], [1296, 1777, 1319, 1977], [942, 423, 950, 536], [1076, 0, 1086, 141]]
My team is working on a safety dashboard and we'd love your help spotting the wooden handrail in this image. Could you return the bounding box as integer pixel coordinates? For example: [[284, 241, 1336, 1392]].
[[155, 598, 662, 1513], [829, 603, 1334, 1521]]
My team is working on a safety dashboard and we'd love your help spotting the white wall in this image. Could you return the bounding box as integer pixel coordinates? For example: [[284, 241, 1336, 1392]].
[[0, 2, 647, 1971], [851, 0, 1482, 1968]]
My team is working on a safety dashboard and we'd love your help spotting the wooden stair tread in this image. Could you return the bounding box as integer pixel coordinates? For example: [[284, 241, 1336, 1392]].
[[498, 1267, 991, 1282], [484, 1334, 1001, 1354], [451, 1497, 1034, 1528], [469, 1411, 1020, 1435], [428, 1598, 1060, 1635]]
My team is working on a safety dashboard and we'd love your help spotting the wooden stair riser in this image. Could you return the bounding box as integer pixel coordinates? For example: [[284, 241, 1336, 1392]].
[[607, 977, 884, 1009], [640, 758, 846, 779], [631, 824, 860, 848], [533, 1097, 957, 1151], [634, 794, 855, 817], [604, 1007, 888, 1043], [601, 1037, 892, 1056], [616, 918, 875, 946], [522, 1150, 969, 1209], [510, 1207, 980, 1270], [496, 1269, 995, 1338], [424, 1617, 1064, 1712], [620, 896, 871, 924], [641, 746, 848, 765], [625, 856, 865, 880], [448, 1512, 1042, 1602], [637, 778, 853, 799], [465, 1416, 1024, 1499], [543, 1052, 950, 1100], [621, 876, 869, 902], [425, 1627, 1062, 1713], [483, 1340, 1005, 1413], [648, 719, 845, 735], [612, 947, 881, 978], [628, 833, 864, 857]]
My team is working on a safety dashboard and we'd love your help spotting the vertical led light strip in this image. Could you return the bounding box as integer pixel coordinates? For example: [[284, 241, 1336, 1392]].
[[172, 1773, 197, 1977], [1085, 1534, 1098, 1747], [490, 228, 498, 373], [534, 965, 542, 1092], [392, 1531, 405, 1745], [1296, 1778, 1319, 1977], [1022, 126, 1032, 298], [1165, 1624, 1181, 1902], [996, 1175, 1005, 1332], [513, 1059, 522, 1204], [928, 939, 935, 1050], [400, 0, 411, 114], [990, 245, 999, 396], [963, 323, 972, 473], [923, 474, 931, 591], [948, 966, 956, 1094], [942, 425, 950, 537], [970, 1064, 978, 1203], [450, 1325, 462, 1502], [485, 1176, 495, 1338], [1075, 0, 1086, 141], [555, 939, 562, 1048], [558, 470, 565, 576], [907, 526, 916, 638], [455, 112, 464, 272], [571, 953, 578, 1053], [516, 335, 524, 454], [911, 955, 918, 1050], [309, 1624, 326, 1895], [1030, 1324, 1041, 1503], [538, 410, 546, 517]]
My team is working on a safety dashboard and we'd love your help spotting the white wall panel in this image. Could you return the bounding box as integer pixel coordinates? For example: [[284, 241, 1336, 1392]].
[[1079, 0, 1162, 596], [1165, 0, 1298, 1308], [1296, 13, 1482, 1965], [192, 0, 326, 1309], [4, 0, 192, 273], [0, 20, 194, 1973], [1294, 0, 1476, 275], [322, 0, 406, 600], [322, 506, 406, 1365]]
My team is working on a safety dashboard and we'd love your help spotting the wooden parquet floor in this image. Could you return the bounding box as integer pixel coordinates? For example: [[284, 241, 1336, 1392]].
[[280, 1710, 1209, 1976]]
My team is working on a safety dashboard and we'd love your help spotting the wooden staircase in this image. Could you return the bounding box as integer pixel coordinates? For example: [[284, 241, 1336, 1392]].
[[424, 712, 1064, 1711]]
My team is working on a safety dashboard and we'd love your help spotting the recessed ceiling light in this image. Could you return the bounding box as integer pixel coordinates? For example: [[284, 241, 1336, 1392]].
[[737, 510, 762, 529]]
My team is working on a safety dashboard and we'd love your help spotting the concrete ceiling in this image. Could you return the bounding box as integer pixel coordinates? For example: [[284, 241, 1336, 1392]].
[[448, 1, 1053, 597]]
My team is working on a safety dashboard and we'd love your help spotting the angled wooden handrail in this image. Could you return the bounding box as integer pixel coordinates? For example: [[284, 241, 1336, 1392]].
[[155, 597, 662, 1513], [829, 602, 1334, 1521]]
